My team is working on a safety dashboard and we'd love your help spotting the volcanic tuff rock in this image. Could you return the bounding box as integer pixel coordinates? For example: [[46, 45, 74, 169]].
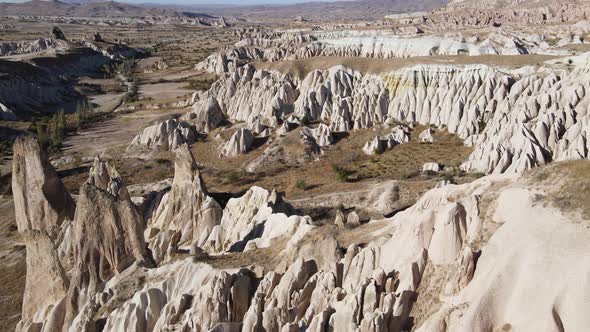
[[183, 96, 225, 133], [12, 137, 75, 329], [419, 128, 435, 143], [300, 124, 334, 147], [0, 38, 67, 56], [145, 145, 222, 263], [64, 157, 152, 330], [417, 186, 590, 331], [13, 133, 590, 331], [188, 61, 590, 174], [363, 125, 410, 155], [427, 0, 590, 29], [220, 128, 255, 157], [198, 29, 548, 75], [205, 186, 294, 253], [423, 162, 443, 173], [128, 118, 197, 152]]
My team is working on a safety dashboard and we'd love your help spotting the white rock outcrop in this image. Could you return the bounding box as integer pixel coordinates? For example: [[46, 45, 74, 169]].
[[423, 162, 443, 173], [300, 124, 333, 147], [184, 96, 224, 133], [363, 125, 410, 155], [419, 128, 435, 143], [12, 137, 75, 331], [145, 145, 222, 263], [129, 119, 197, 151], [197, 62, 590, 175], [220, 128, 255, 157], [205, 186, 293, 253]]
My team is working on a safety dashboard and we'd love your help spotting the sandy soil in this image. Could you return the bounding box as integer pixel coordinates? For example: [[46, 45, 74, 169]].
[[138, 82, 193, 101]]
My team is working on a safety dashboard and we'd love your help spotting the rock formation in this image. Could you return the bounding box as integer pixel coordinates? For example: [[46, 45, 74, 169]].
[[193, 62, 590, 175], [12, 133, 590, 332], [300, 124, 333, 147], [426, 0, 590, 29], [184, 96, 224, 133], [64, 157, 152, 330], [128, 119, 196, 152], [145, 144, 222, 263], [423, 162, 443, 173], [363, 125, 410, 155], [220, 128, 255, 157], [50, 26, 66, 40], [419, 128, 435, 143], [12, 137, 75, 331], [205, 186, 293, 252]]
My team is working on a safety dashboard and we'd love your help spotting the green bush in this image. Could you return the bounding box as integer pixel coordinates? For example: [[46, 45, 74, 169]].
[[295, 179, 307, 190], [332, 165, 350, 182]]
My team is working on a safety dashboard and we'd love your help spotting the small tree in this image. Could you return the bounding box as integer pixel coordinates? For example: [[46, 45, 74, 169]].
[[76, 98, 93, 127], [35, 121, 48, 150]]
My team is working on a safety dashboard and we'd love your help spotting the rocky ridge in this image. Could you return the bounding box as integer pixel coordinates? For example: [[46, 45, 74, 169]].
[[14, 134, 590, 331], [134, 60, 590, 175]]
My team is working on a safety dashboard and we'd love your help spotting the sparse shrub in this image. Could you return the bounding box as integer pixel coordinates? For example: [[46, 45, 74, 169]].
[[442, 173, 456, 184], [332, 164, 350, 182], [301, 112, 311, 126], [424, 170, 438, 177], [295, 179, 307, 190]]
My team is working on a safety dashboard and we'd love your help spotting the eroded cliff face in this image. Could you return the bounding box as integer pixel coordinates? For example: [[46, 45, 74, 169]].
[[13, 128, 590, 332], [11, 137, 75, 329], [426, 1, 590, 29], [139, 62, 589, 176]]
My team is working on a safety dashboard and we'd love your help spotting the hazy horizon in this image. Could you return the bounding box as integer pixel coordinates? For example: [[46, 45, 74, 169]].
[[0, 0, 347, 4]]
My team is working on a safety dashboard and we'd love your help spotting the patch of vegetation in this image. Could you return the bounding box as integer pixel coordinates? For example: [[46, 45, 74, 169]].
[[183, 75, 217, 91], [526, 160, 590, 219], [295, 179, 307, 190], [332, 164, 351, 182], [101, 58, 137, 80], [30, 110, 67, 153]]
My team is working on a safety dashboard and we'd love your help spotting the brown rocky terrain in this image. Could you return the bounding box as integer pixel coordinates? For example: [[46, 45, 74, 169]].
[[2, 0, 590, 331]]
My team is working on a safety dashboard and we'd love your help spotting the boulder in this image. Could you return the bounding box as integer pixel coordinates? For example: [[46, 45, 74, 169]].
[[419, 128, 435, 143], [423, 162, 443, 173]]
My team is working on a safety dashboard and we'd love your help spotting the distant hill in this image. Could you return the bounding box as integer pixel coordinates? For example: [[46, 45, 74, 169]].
[[0, 0, 181, 17], [186, 0, 448, 21]]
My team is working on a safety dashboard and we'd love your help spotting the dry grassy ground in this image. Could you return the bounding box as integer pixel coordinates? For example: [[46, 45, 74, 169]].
[[185, 123, 474, 201], [526, 160, 590, 221]]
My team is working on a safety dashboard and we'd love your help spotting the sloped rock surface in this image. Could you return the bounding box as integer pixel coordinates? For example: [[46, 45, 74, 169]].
[[11, 137, 75, 330], [300, 124, 333, 147], [220, 128, 255, 157], [184, 96, 225, 133], [63, 157, 152, 330], [363, 125, 410, 155], [145, 145, 222, 263], [129, 118, 197, 152], [206, 186, 293, 253]]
